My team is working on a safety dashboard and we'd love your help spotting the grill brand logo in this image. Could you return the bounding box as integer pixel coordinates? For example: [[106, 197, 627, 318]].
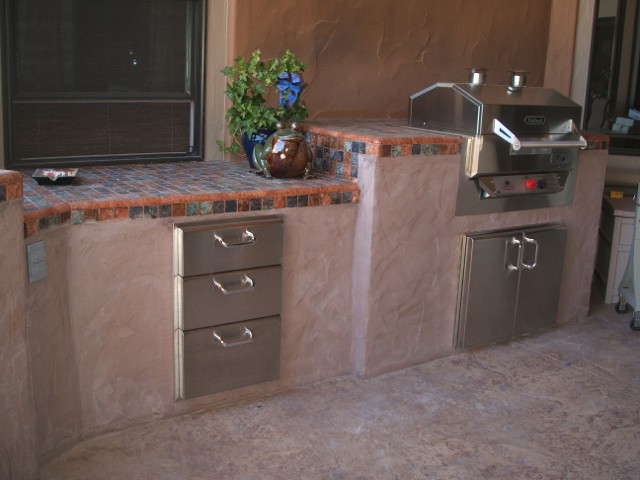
[[524, 115, 546, 126]]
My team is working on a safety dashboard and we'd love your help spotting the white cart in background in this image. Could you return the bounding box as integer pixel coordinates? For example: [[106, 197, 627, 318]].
[[615, 183, 640, 331]]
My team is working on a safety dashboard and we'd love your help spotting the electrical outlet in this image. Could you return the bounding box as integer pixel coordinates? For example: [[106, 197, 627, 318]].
[[26, 241, 46, 283]]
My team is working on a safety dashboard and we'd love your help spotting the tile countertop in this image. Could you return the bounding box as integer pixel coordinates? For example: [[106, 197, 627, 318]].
[[17, 160, 360, 237], [303, 119, 463, 160], [301, 118, 610, 147], [300, 119, 609, 179], [3, 119, 609, 238], [12, 120, 465, 238], [302, 118, 464, 144]]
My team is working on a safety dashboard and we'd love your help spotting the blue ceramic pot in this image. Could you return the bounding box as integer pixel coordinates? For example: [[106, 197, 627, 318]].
[[241, 129, 276, 169]]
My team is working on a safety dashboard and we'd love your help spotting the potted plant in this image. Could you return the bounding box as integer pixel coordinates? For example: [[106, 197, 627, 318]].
[[217, 49, 308, 166]]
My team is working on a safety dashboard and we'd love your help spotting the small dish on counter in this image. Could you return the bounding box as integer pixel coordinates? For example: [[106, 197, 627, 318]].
[[32, 168, 78, 186]]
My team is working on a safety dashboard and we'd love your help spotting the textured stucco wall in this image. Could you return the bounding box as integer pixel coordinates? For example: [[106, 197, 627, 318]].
[[352, 149, 607, 377], [0, 201, 38, 480], [26, 205, 356, 447], [67, 220, 176, 433], [545, 0, 579, 95], [26, 228, 82, 461], [231, 0, 554, 119], [571, 0, 597, 119], [0, 59, 4, 170], [0, 1, 582, 160]]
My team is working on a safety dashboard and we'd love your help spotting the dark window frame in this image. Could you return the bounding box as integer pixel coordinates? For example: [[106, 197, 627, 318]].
[[1, 0, 206, 169]]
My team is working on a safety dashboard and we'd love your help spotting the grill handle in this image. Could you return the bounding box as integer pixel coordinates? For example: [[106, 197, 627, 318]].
[[493, 119, 587, 151]]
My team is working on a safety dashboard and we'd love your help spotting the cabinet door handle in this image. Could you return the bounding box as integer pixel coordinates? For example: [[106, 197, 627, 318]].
[[521, 234, 539, 270], [212, 326, 254, 348], [506, 236, 522, 271], [212, 274, 254, 295], [213, 229, 255, 247]]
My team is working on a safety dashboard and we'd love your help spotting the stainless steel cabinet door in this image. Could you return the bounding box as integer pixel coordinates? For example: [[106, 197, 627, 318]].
[[456, 232, 520, 348], [515, 225, 566, 335], [456, 224, 566, 349]]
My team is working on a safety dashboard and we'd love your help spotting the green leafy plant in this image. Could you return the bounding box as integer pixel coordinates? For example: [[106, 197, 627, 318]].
[[218, 49, 308, 154]]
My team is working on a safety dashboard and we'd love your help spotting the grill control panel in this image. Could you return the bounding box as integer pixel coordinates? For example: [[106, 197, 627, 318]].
[[477, 172, 568, 198]]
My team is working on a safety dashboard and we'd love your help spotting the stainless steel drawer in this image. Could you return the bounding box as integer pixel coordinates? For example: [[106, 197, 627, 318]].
[[180, 265, 282, 330], [175, 216, 283, 276], [182, 316, 280, 399]]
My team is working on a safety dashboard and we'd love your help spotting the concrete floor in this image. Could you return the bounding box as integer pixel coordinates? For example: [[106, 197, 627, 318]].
[[41, 302, 640, 480]]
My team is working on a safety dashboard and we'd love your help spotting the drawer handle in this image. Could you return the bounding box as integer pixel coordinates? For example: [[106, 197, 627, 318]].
[[212, 274, 254, 294], [212, 326, 253, 348], [213, 229, 255, 248]]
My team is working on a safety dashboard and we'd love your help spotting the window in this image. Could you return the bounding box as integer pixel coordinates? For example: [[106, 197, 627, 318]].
[[585, 0, 640, 155], [2, 0, 205, 168]]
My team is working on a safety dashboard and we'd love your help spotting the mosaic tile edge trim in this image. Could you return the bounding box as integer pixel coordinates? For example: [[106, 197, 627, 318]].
[[0, 171, 24, 203], [306, 131, 609, 180], [24, 189, 359, 238], [306, 133, 461, 180]]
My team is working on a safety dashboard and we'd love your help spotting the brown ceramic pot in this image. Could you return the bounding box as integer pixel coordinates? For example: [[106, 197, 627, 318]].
[[252, 126, 311, 178]]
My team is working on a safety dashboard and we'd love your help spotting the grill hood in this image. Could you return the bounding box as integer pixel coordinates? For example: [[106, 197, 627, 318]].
[[408, 74, 588, 215], [408, 82, 585, 149]]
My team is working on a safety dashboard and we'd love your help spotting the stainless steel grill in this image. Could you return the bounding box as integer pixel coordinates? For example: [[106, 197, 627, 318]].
[[409, 71, 587, 215]]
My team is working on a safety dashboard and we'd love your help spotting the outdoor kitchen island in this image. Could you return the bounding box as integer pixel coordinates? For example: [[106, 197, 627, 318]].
[[303, 119, 609, 377], [1, 120, 608, 473]]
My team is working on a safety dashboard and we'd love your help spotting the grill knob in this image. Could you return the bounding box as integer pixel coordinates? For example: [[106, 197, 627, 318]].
[[525, 178, 537, 190]]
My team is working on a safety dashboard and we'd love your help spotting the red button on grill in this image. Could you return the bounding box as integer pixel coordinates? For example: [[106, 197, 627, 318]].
[[525, 178, 537, 190]]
